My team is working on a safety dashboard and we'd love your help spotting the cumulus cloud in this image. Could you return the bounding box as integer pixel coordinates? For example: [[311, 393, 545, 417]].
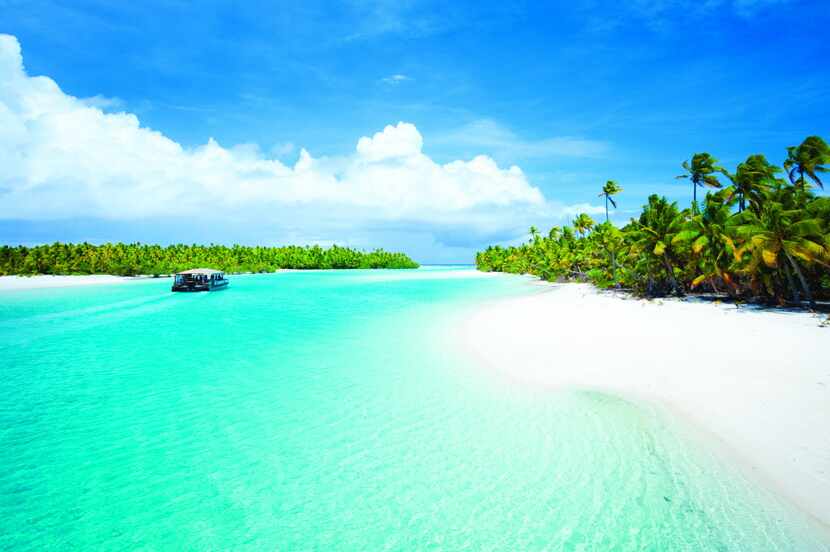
[[271, 142, 295, 157], [355, 122, 423, 160], [0, 34, 598, 253], [79, 94, 125, 110]]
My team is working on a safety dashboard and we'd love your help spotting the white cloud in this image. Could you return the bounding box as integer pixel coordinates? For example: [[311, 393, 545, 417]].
[[560, 203, 607, 217], [271, 141, 295, 157], [355, 122, 422, 160], [79, 94, 125, 110], [0, 34, 597, 252], [380, 74, 412, 85], [434, 119, 608, 160]]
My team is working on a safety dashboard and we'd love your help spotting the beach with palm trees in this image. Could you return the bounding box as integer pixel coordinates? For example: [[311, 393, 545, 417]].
[[457, 281, 830, 529], [467, 134, 830, 530]]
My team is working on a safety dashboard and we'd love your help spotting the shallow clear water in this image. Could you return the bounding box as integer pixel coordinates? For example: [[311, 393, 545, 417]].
[[1, 267, 827, 550]]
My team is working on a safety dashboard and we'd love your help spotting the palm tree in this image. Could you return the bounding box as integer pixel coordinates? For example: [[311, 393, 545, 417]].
[[573, 213, 595, 238], [592, 221, 625, 284], [529, 226, 540, 243], [547, 226, 562, 240], [676, 153, 725, 212], [723, 154, 781, 213], [731, 200, 828, 306], [628, 195, 685, 295], [598, 180, 623, 223], [783, 135, 830, 190], [672, 192, 737, 292]]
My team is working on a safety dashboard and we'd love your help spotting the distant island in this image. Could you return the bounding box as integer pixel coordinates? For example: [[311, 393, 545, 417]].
[[0, 243, 419, 276], [476, 135, 830, 307]]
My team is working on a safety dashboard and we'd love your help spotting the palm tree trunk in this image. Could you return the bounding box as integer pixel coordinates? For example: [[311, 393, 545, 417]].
[[605, 196, 609, 223], [784, 250, 815, 307], [662, 255, 680, 295], [781, 262, 800, 304]]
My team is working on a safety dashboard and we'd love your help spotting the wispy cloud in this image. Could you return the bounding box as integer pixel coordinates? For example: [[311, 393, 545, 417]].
[[626, 0, 793, 28], [731, 0, 792, 17], [434, 119, 609, 161], [380, 74, 412, 85]]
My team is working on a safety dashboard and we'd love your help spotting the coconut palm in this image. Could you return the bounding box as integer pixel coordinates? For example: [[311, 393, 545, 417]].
[[723, 154, 781, 213], [547, 226, 562, 240], [529, 226, 540, 243], [591, 221, 625, 284], [783, 135, 830, 190], [676, 153, 725, 212], [598, 180, 623, 223], [672, 192, 737, 292], [573, 213, 595, 237], [731, 201, 828, 306], [471, 135, 830, 305], [628, 195, 686, 295], [0, 242, 420, 275]]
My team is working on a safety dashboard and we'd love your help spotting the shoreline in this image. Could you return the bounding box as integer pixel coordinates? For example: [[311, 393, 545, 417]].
[[0, 274, 163, 291], [457, 280, 830, 528], [0, 266, 482, 291]]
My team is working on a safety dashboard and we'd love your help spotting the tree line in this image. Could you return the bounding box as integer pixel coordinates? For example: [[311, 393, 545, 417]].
[[0, 243, 419, 276], [476, 136, 830, 306]]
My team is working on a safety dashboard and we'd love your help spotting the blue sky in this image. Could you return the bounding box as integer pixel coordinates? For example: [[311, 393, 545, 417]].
[[1, 0, 828, 262]]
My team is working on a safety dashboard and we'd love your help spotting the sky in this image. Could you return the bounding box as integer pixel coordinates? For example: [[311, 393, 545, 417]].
[[1, 0, 828, 263]]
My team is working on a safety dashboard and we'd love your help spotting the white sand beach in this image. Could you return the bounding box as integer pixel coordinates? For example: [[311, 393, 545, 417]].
[[459, 281, 830, 527], [0, 274, 159, 290]]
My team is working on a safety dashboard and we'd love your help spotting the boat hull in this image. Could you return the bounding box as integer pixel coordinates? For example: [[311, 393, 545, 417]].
[[171, 280, 229, 292]]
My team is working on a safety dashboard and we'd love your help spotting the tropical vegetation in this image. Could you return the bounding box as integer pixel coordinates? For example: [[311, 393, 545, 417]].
[[476, 136, 830, 306], [0, 243, 419, 276]]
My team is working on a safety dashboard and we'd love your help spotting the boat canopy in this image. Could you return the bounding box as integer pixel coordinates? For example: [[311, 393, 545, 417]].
[[176, 268, 224, 276]]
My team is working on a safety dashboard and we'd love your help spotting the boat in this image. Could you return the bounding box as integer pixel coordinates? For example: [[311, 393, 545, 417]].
[[172, 268, 229, 292]]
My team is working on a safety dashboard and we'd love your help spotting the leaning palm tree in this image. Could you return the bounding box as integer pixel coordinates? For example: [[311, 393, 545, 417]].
[[723, 154, 781, 213], [676, 153, 725, 212], [573, 213, 595, 238], [597, 180, 623, 223], [730, 200, 829, 306], [783, 135, 830, 190]]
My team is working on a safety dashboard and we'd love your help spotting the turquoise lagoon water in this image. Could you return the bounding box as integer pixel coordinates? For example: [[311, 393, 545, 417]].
[[0, 267, 827, 550]]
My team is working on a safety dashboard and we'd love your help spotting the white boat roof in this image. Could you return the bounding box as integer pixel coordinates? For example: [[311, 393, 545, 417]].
[[176, 268, 224, 275]]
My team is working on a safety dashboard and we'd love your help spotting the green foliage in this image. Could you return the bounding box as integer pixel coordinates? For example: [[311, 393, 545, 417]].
[[677, 152, 726, 212], [0, 243, 419, 276], [784, 135, 830, 190], [476, 136, 830, 306], [598, 180, 623, 222], [722, 154, 782, 213], [572, 213, 595, 237]]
